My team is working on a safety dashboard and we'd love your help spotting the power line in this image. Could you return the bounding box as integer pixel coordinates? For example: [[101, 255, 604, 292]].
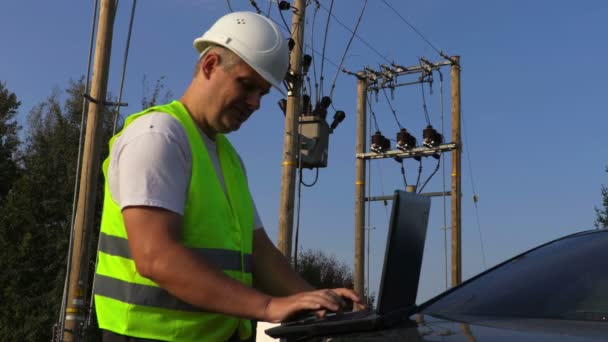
[[328, 0, 368, 100], [318, 0, 334, 97], [317, 1, 391, 64], [381, 87, 402, 129], [380, 0, 443, 55], [420, 81, 431, 125], [461, 107, 487, 270]]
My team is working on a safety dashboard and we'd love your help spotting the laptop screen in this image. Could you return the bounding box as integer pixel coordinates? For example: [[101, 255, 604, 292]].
[[376, 190, 431, 315]]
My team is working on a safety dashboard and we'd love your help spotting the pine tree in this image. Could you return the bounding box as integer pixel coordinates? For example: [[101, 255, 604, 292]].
[[0, 82, 21, 207], [596, 166, 608, 229]]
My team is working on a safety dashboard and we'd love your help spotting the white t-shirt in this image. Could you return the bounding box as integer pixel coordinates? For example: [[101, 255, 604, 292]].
[[107, 111, 264, 230]]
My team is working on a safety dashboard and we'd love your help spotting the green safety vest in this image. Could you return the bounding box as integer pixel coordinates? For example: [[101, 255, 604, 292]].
[[94, 101, 254, 341]]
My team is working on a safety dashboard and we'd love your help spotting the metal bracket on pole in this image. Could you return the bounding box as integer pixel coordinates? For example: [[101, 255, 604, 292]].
[[82, 93, 128, 107]]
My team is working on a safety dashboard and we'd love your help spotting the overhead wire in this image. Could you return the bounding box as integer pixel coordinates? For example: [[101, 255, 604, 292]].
[[226, 0, 233, 12], [380, 0, 443, 56], [328, 0, 368, 100], [317, 1, 391, 64], [367, 91, 380, 132], [266, 0, 272, 16], [318, 0, 334, 98], [381, 87, 402, 129], [420, 81, 431, 125], [309, 1, 320, 101], [112, 0, 137, 134], [461, 101, 487, 270], [418, 159, 440, 193]]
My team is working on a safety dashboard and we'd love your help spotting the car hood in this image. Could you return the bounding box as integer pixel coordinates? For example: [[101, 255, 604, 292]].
[[325, 314, 608, 342]]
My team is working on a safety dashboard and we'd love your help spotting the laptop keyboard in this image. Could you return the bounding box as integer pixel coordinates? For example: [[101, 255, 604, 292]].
[[285, 308, 374, 326]]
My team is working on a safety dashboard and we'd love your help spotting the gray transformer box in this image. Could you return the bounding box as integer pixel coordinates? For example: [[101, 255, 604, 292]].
[[299, 115, 330, 169]]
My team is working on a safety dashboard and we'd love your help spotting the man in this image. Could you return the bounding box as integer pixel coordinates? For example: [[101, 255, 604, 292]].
[[93, 11, 363, 342]]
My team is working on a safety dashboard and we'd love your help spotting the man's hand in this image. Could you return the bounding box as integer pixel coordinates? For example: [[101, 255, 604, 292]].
[[262, 288, 365, 323]]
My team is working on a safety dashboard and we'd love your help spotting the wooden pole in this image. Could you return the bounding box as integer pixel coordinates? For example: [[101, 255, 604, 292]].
[[354, 73, 367, 300], [62, 0, 116, 340], [450, 56, 462, 287], [277, 0, 306, 258]]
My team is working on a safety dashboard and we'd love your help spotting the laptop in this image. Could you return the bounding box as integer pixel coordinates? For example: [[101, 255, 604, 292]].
[[265, 190, 431, 340]]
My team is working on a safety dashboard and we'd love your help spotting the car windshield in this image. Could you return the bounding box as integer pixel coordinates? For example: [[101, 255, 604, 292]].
[[422, 230, 608, 322]]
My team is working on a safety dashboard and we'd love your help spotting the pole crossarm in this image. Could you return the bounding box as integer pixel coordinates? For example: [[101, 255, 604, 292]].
[[347, 59, 453, 91], [365, 191, 450, 202], [356, 143, 457, 160]]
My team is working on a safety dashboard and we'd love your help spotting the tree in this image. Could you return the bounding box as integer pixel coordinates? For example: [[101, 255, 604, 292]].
[[140, 75, 173, 109], [294, 249, 375, 308], [0, 82, 21, 207], [0, 79, 114, 341], [596, 166, 608, 229]]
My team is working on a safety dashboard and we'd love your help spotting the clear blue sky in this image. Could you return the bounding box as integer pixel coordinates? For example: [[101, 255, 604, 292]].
[[2, 0, 607, 303]]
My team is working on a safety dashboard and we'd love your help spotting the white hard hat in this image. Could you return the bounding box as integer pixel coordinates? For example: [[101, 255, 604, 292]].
[[194, 11, 289, 95]]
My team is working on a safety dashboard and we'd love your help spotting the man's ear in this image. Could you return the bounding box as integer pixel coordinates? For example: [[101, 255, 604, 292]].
[[200, 52, 221, 80]]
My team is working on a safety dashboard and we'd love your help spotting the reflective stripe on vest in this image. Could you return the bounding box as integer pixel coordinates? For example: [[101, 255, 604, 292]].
[[98, 232, 253, 272]]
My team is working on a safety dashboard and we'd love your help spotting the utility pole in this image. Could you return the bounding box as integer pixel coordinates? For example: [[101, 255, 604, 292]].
[[451, 56, 462, 286], [351, 56, 461, 298], [354, 72, 367, 300], [61, 0, 117, 340], [277, 0, 306, 258]]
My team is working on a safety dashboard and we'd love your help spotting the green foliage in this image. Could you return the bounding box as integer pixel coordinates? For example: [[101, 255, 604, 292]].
[[0, 79, 113, 341], [0, 82, 21, 207], [596, 166, 608, 229]]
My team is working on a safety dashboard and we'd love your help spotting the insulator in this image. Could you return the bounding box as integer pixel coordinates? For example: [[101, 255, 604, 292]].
[[312, 97, 331, 120], [371, 131, 385, 153], [278, 1, 291, 10], [302, 55, 312, 75], [320, 96, 332, 109], [396, 128, 416, 151], [330, 110, 346, 130], [381, 135, 391, 151], [423, 125, 441, 148], [278, 99, 287, 116]]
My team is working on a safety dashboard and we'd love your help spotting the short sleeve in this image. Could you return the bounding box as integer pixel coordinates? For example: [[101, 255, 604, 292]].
[[107, 113, 191, 215]]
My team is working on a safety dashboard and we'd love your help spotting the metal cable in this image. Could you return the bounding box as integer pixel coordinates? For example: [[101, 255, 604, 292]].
[[226, 0, 233, 12], [309, 2, 320, 102], [328, 0, 368, 100], [400, 160, 408, 187], [381, 87, 402, 129], [421, 81, 431, 125], [58, 0, 99, 337], [461, 102, 487, 269], [415, 159, 423, 190], [318, 0, 334, 97], [112, 0, 137, 134], [418, 158, 440, 193], [317, 1, 390, 63], [300, 168, 320, 187], [367, 91, 380, 132], [380, 0, 443, 55]]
